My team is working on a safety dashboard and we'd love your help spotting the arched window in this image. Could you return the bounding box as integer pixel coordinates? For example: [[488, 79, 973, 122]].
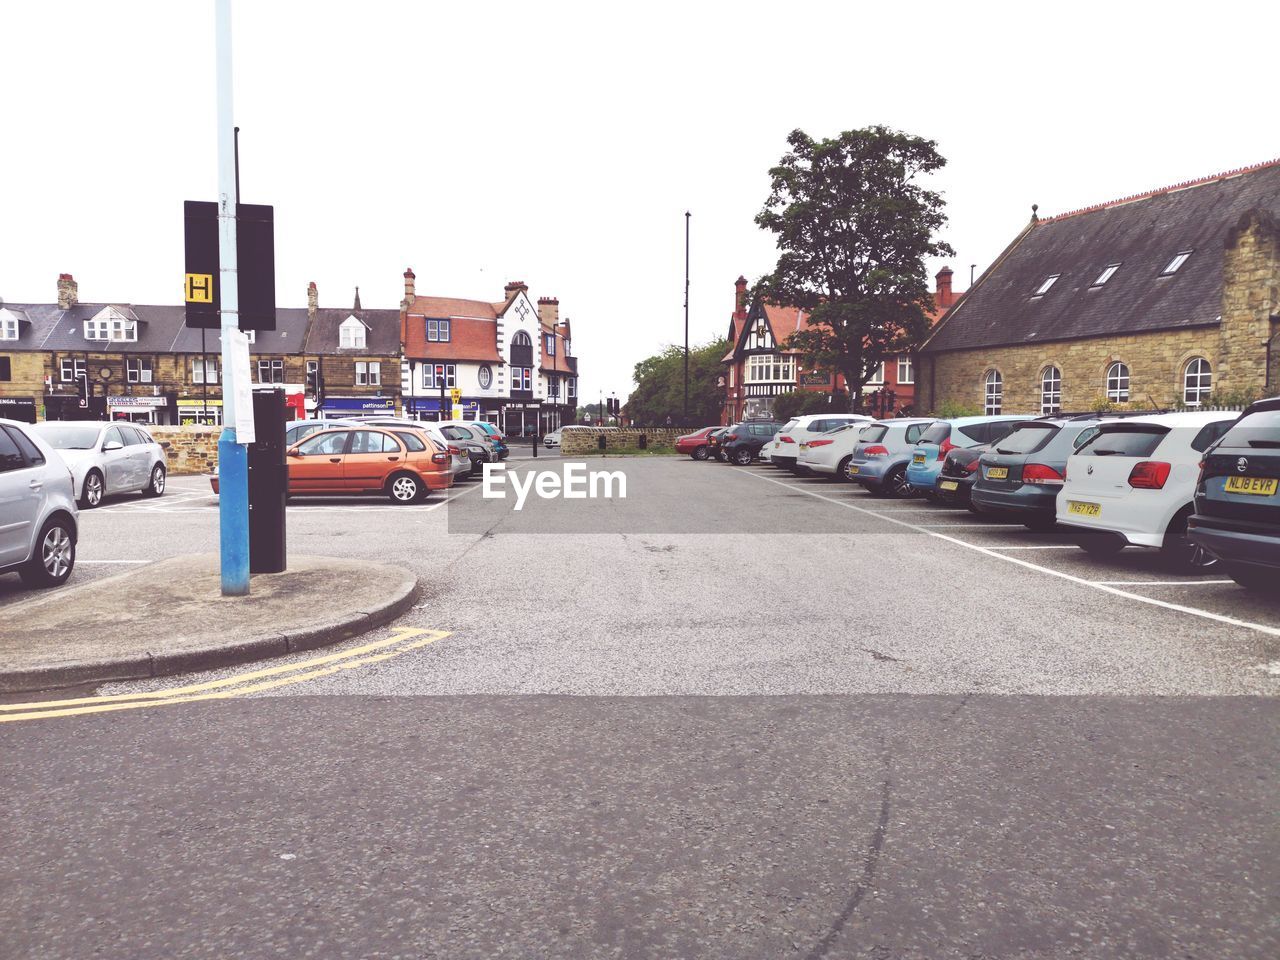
[[1105, 362, 1130, 403], [511, 331, 532, 347], [984, 370, 1003, 415], [1040, 366, 1062, 415], [1183, 357, 1212, 406]]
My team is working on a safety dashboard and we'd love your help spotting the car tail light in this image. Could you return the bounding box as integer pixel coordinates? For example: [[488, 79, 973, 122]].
[[864, 444, 889, 456], [963, 459, 980, 473], [1022, 463, 1065, 485], [447, 445, 462, 456], [809, 439, 834, 448], [936, 438, 957, 460], [1196, 459, 1206, 485], [431, 452, 449, 464], [780, 436, 795, 443], [1128, 460, 1171, 489]]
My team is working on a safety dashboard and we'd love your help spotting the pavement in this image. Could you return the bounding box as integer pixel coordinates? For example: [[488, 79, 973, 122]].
[[0, 464, 1277, 958], [0, 552, 418, 693]]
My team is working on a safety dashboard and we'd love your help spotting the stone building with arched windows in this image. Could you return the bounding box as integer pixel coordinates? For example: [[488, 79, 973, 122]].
[[916, 159, 1280, 415]]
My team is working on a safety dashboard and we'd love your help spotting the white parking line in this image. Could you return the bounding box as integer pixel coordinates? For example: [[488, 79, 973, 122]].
[[735, 467, 1280, 640], [1094, 580, 1235, 587], [919, 522, 1024, 528], [76, 559, 150, 564]]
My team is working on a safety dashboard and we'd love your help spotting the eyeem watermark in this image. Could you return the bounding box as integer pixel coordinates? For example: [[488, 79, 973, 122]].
[[481, 463, 627, 511]]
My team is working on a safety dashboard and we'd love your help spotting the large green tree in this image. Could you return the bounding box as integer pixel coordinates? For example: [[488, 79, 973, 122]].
[[755, 126, 953, 409], [626, 339, 729, 426]]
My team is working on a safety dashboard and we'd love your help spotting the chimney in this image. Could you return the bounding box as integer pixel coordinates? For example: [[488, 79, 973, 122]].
[[307, 281, 318, 320], [537, 296, 560, 328], [353, 286, 362, 312], [57, 273, 78, 309], [734, 275, 748, 320], [401, 268, 415, 310], [504, 280, 529, 299], [934, 266, 954, 309]]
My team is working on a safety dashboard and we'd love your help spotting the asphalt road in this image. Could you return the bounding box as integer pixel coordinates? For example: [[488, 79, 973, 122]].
[[2, 458, 1277, 959]]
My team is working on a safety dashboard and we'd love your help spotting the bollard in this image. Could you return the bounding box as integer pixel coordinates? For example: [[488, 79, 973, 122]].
[[597, 434, 607, 451], [638, 434, 648, 450]]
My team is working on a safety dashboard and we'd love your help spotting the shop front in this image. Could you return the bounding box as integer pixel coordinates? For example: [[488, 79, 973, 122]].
[[106, 394, 175, 424], [501, 402, 542, 438], [177, 397, 222, 426], [0, 396, 38, 423], [319, 396, 396, 419], [403, 396, 493, 422]]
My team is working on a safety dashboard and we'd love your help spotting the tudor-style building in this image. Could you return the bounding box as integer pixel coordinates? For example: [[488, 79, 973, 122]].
[[399, 272, 577, 435], [917, 159, 1280, 415], [721, 271, 960, 422]]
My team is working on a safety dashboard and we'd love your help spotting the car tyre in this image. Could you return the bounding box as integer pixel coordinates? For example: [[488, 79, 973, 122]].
[[143, 463, 167, 498], [1160, 513, 1218, 573], [877, 465, 913, 499], [79, 469, 104, 509], [837, 457, 856, 482], [1225, 562, 1272, 593], [19, 516, 76, 588], [692, 445, 709, 461], [732, 448, 754, 466], [388, 472, 425, 504]]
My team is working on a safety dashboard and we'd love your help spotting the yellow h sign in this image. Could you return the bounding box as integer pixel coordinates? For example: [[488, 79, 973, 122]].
[[185, 273, 214, 303]]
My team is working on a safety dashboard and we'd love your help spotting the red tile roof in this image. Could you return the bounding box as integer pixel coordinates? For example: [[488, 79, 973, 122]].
[[404, 295, 501, 362]]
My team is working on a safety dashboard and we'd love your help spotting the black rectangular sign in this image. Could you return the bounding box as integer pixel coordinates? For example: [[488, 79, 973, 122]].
[[183, 200, 277, 330]]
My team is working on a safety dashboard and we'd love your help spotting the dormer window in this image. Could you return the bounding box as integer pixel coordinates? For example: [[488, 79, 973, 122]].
[[1031, 274, 1060, 297], [84, 317, 109, 340], [1161, 251, 1193, 275], [545, 333, 555, 356], [426, 319, 451, 342], [0, 310, 18, 341], [1092, 263, 1121, 287], [339, 316, 367, 349], [84, 307, 138, 342]]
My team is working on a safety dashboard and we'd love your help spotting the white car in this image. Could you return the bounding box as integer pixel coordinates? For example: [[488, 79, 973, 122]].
[[1056, 410, 1239, 571], [543, 429, 562, 448], [794, 421, 875, 478], [0, 418, 79, 587], [768, 414, 874, 472], [32, 421, 168, 508]]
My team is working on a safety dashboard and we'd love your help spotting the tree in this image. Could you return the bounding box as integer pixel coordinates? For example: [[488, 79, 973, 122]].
[[755, 126, 953, 410], [626, 339, 729, 426], [773, 388, 850, 422]]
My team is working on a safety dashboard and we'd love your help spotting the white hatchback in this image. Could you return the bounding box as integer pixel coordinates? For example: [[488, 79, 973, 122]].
[[794, 420, 875, 478], [1056, 410, 1238, 571], [768, 414, 874, 472]]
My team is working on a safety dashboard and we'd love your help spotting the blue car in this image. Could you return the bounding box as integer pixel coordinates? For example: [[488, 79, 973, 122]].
[[845, 418, 935, 497], [905, 415, 1029, 496]]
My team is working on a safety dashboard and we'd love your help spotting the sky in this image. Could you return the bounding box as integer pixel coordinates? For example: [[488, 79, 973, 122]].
[[2, 1, 1276, 406]]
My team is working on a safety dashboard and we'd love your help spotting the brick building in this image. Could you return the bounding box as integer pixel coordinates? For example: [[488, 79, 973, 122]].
[[917, 159, 1280, 415], [721, 271, 961, 423]]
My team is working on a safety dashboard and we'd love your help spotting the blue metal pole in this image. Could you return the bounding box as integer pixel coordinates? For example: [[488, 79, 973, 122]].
[[216, 0, 249, 596]]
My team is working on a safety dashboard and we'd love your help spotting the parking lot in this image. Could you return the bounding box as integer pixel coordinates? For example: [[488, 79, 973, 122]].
[[2, 455, 1277, 958]]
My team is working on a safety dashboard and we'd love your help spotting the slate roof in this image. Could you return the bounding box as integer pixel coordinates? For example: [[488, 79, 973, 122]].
[[302, 307, 400, 357], [922, 159, 1280, 353]]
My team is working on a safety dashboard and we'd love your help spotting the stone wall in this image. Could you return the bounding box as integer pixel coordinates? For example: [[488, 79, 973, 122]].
[[560, 428, 686, 455], [150, 426, 220, 476]]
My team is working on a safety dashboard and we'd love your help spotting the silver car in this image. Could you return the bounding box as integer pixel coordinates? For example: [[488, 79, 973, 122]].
[[31, 421, 168, 508], [0, 418, 79, 588]]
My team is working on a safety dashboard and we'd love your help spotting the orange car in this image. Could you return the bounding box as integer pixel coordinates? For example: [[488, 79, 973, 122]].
[[211, 425, 453, 503]]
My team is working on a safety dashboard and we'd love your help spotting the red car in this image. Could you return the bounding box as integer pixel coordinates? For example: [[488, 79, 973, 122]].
[[675, 426, 720, 461]]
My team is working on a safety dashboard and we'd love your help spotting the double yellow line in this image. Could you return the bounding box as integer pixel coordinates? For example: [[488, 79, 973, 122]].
[[0, 627, 450, 723]]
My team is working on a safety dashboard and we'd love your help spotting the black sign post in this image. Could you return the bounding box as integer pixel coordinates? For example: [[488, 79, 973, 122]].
[[183, 200, 277, 330]]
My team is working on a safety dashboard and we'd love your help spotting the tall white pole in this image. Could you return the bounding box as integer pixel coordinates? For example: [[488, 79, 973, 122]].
[[215, 0, 250, 595]]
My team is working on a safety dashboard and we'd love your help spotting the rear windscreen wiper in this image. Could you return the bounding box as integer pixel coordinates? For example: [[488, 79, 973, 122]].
[[994, 448, 1017, 455], [1091, 449, 1122, 456], [1246, 439, 1280, 448]]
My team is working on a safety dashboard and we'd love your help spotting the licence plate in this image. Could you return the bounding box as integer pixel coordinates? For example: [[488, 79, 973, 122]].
[[912, 453, 926, 464], [1067, 500, 1101, 517], [985, 466, 1008, 480], [1225, 476, 1278, 496], [939, 480, 958, 491], [849, 466, 860, 475]]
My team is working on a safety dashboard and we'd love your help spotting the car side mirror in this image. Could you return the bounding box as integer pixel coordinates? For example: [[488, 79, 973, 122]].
[[288, 449, 302, 457], [103, 440, 124, 452]]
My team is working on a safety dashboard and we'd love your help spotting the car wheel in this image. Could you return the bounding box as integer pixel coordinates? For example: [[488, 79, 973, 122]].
[[79, 470, 104, 509], [837, 457, 855, 482], [1077, 533, 1125, 557], [1160, 513, 1218, 573], [732, 448, 754, 466], [1225, 562, 1272, 593], [143, 463, 167, 497], [388, 473, 424, 504], [878, 465, 913, 499], [19, 516, 76, 588], [692, 445, 709, 461]]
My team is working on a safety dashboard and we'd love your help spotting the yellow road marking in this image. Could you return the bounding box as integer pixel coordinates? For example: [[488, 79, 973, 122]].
[[0, 628, 449, 723]]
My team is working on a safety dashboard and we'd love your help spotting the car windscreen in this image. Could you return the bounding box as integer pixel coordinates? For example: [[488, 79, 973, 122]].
[[1074, 424, 1169, 457], [918, 422, 951, 445], [993, 424, 1058, 455], [33, 425, 101, 449], [861, 425, 888, 443], [1216, 409, 1280, 449]]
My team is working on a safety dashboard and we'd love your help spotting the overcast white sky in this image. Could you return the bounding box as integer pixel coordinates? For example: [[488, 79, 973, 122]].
[[2, 1, 1275, 404]]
